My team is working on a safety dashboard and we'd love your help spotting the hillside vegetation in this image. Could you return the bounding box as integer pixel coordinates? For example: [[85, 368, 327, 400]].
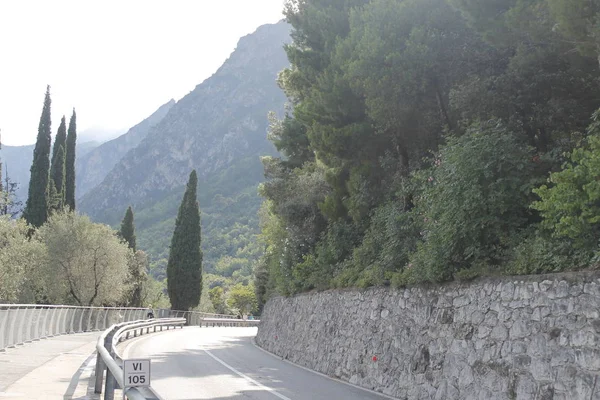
[[255, 0, 600, 306]]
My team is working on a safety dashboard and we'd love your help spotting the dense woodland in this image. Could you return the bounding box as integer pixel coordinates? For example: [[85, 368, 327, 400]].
[[255, 0, 600, 308]]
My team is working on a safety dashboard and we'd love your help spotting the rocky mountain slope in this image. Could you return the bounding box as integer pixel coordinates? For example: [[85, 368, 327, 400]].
[[75, 99, 174, 198], [1, 141, 99, 205], [80, 21, 291, 276]]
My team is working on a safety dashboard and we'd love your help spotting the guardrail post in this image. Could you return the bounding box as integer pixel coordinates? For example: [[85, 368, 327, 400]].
[[104, 329, 117, 400], [94, 351, 105, 394]]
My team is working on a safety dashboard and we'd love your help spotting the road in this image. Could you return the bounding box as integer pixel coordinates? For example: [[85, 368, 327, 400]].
[[121, 326, 391, 400]]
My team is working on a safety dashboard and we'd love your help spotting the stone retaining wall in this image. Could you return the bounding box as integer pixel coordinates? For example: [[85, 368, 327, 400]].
[[256, 272, 600, 399]]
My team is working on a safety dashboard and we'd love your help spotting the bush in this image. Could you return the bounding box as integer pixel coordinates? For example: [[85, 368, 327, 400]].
[[533, 110, 600, 250], [409, 120, 537, 282], [507, 229, 592, 275]]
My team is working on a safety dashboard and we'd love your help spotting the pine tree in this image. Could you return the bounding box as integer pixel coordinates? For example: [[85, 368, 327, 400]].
[[48, 145, 66, 212], [23, 86, 52, 228], [167, 170, 203, 310], [119, 206, 137, 251], [65, 109, 77, 211]]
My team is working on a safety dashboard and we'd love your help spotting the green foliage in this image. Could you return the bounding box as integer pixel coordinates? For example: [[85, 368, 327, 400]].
[[65, 109, 77, 211], [167, 170, 203, 310], [120, 206, 137, 251], [208, 286, 229, 314], [227, 283, 258, 315], [48, 145, 66, 212], [257, 0, 600, 302], [23, 86, 52, 228], [410, 121, 537, 281], [451, 0, 600, 154], [546, 0, 600, 59], [533, 111, 600, 249], [337, 201, 421, 288], [36, 212, 130, 306], [0, 216, 44, 302], [50, 117, 67, 212], [125, 250, 148, 307], [507, 229, 592, 275], [0, 175, 23, 217], [140, 276, 170, 309]]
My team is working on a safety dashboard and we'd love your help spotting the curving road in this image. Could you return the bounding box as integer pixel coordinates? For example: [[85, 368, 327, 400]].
[[121, 326, 392, 400]]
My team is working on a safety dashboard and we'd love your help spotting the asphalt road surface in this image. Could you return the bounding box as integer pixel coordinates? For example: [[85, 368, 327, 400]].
[[121, 326, 392, 400]]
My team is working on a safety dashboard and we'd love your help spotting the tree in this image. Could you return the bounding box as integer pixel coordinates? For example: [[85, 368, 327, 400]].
[[227, 283, 258, 315], [36, 212, 130, 306], [0, 216, 44, 302], [65, 109, 77, 211], [167, 170, 203, 310], [125, 250, 148, 307], [139, 276, 170, 308], [49, 116, 67, 211], [533, 110, 600, 249], [48, 145, 66, 213], [0, 174, 23, 217], [208, 286, 228, 314], [23, 86, 52, 228], [119, 206, 136, 251], [546, 0, 600, 64]]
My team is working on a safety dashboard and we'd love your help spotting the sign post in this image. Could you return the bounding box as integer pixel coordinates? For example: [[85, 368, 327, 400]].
[[123, 358, 151, 398]]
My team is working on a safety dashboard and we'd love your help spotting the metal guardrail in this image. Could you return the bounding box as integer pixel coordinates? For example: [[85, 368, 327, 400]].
[[199, 317, 260, 327], [0, 304, 246, 351], [95, 318, 186, 400], [0, 304, 149, 350]]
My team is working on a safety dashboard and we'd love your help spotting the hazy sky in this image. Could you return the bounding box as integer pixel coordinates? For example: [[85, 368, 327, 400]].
[[0, 0, 286, 146]]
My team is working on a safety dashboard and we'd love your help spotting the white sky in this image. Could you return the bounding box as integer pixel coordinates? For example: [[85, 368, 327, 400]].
[[0, 0, 286, 146]]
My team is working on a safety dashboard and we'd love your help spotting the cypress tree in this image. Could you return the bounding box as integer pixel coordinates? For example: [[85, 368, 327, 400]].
[[50, 116, 67, 210], [119, 206, 137, 251], [167, 170, 203, 310], [65, 109, 77, 211], [51, 116, 67, 173], [48, 145, 66, 212], [23, 86, 52, 228]]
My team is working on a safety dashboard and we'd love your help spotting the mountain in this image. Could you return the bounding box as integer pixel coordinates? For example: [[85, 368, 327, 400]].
[[80, 21, 291, 278], [75, 100, 175, 199], [78, 127, 126, 143], [1, 140, 101, 205]]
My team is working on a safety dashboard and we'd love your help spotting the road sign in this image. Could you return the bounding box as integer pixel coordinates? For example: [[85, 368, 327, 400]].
[[123, 358, 151, 388]]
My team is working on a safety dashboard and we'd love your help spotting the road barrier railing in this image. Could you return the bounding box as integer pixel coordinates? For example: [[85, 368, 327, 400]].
[[0, 304, 258, 353], [0, 304, 148, 351], [95, 317, 186, 400], [198, 317, 260, 327]]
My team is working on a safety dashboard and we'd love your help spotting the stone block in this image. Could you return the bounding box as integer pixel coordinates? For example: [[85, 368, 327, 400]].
[[510, 319, 531, 340], [584, 282, 600, 297], [435, 380, 460, 400], [454, 295, 471, 307], [490, 324, 508, 341], [530, 357, 553, 381], [501, 282, 515, 301]]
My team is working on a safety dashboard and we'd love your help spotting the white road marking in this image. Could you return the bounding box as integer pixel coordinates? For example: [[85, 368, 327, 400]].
[[203, 348, 292, 400]]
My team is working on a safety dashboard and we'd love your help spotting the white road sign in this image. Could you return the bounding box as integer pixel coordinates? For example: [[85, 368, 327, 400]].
[[123, 358, 151, 388]]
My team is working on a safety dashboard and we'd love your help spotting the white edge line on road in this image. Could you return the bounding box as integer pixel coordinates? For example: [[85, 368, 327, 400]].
[[250, 337, 400, 400], [202, 348, 292, 400]]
